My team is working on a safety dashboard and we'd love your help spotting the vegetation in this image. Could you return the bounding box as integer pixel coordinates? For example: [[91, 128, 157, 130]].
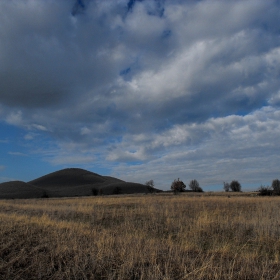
[[91, 188, 98, 196], [223, 180, 242, 192], [189, 179, 203, 192], [145, 180, 155, 193], [223, 182, 230, 192], [258, 179, 280, 196], [170, 178, 186, 193], [41, 191, 49, 198], [230, 180, 242, 192], [113, 186, 122, 195], [1, 193, 280, 279], [272, 179, 280, 195], [258, 185, 273, 196], [145, 180, 154, 188]]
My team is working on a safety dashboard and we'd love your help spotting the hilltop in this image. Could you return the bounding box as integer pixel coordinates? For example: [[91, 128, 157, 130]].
[[0, 168, 161, 199]]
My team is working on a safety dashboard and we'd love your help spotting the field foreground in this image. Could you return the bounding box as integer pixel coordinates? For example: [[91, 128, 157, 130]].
[[1, 194, 280, 279]]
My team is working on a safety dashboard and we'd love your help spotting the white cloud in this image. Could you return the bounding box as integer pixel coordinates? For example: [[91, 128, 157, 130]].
[[109, 106, 280, 189], [107, 146, 147, 162], [80, 127, 91, 135], [0, 0, 280, 188], [32, 124, 48, 131], [24, 133, 36, 140], [6, 111, 23, 126]]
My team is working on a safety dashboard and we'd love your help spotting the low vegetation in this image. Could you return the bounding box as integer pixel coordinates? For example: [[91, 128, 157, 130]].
[[258, 179, 280, 196], [223, 180, 242, 192], [171, 178, 186, 193], [1, 193, 280, 279], [189, 179, 203, 192]]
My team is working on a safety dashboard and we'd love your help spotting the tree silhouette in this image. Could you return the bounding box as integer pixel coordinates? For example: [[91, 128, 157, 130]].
[[272, 179, 280, 195], [189, 179, 203, 192], [171, 178, 186, 193], [229, 180, 241, 192]]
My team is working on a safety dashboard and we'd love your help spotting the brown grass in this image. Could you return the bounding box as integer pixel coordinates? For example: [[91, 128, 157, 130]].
[[1, 193, 280, 279]]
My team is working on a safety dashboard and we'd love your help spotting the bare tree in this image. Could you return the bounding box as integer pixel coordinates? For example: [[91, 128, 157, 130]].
[[223, 182, 230, 192], [145, 180, 155, 193], [145, 180, 154, 188], [171, 178, 186, 194], [189, 179, 203, 192]]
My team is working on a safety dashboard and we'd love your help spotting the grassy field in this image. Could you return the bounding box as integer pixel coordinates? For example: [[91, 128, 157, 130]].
[[1, 193, 280, 279]]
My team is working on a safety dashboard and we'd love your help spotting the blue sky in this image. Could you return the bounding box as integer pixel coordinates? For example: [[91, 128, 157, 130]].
[[1, 0, 280, 191]]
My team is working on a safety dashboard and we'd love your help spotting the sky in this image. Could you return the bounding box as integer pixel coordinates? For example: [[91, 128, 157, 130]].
[[0, 0, 280, 191]]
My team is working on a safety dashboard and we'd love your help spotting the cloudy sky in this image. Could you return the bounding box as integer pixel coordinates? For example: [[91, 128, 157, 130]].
[[0, 0, 280, 191]]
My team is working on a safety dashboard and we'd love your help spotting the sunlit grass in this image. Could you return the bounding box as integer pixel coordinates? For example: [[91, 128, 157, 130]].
[[1, 193, 280, 279]]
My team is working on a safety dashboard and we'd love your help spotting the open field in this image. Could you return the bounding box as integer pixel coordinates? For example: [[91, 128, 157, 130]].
[[1, 193, 280, 279]]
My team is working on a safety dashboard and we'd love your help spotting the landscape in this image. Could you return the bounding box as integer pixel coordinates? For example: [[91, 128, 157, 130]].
[[1, 184, 280, 279], [1, 0, 280, 279], [0, 168, 160, 199]]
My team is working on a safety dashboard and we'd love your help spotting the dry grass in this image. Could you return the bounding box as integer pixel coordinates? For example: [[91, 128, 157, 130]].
[[1, 193, 280, 279]]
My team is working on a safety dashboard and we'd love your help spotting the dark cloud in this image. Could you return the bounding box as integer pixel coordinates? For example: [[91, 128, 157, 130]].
[[1, 0, 280, 189], [127, 0, 140, 11], [72, 0, 87, 16]]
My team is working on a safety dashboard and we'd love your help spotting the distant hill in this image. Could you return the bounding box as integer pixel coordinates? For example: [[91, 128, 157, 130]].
[[0, 168, 161, 199], [29, 168, 109, 188], [0, 181, 46, 199]]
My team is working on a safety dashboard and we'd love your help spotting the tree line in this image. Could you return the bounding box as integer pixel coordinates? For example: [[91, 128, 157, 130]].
[[144, 178, 280, 195]]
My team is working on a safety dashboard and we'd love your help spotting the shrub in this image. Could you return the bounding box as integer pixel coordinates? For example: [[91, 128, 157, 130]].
[[272, 179, 280, 195], [41, 191, 49, 198], [229, 180, 242, 192], [189, 179, 203, 192], [113, 186, 122, 195], [171, 178, 186, 193], [258, 185, 273, 196], [92, 188, 98, 196]]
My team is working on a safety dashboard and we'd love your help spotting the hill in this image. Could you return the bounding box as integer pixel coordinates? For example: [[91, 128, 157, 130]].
[[0, 181, 46, 199], [0, 168, 161, 199]]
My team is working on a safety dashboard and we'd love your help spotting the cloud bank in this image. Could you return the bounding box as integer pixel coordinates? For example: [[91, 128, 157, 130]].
[[1, 0, 280, 189]]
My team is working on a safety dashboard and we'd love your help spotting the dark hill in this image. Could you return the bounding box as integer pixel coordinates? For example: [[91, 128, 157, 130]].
[[0, 168, 161, 199], [0, 181, 45, 199], [28, 168, 108, 188], [101, 182, 157, 195]]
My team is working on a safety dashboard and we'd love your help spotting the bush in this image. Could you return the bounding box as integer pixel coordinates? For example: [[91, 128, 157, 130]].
[[189, 179, 203, 192], [229, 180, 242, 192], [92, 188, 98, 196], [41, 191, 49, 198], [258, 185, 273, 196], [171, 178, 186, 193], [113, 186, 122, 195]]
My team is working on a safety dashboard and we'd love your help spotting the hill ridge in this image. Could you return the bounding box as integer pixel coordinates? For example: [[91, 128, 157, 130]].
[[0, 168, 161, 199]]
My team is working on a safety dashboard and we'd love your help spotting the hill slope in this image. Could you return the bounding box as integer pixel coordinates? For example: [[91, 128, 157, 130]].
[[0, 168, 161, 199], [0, 181, 45, 199]]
